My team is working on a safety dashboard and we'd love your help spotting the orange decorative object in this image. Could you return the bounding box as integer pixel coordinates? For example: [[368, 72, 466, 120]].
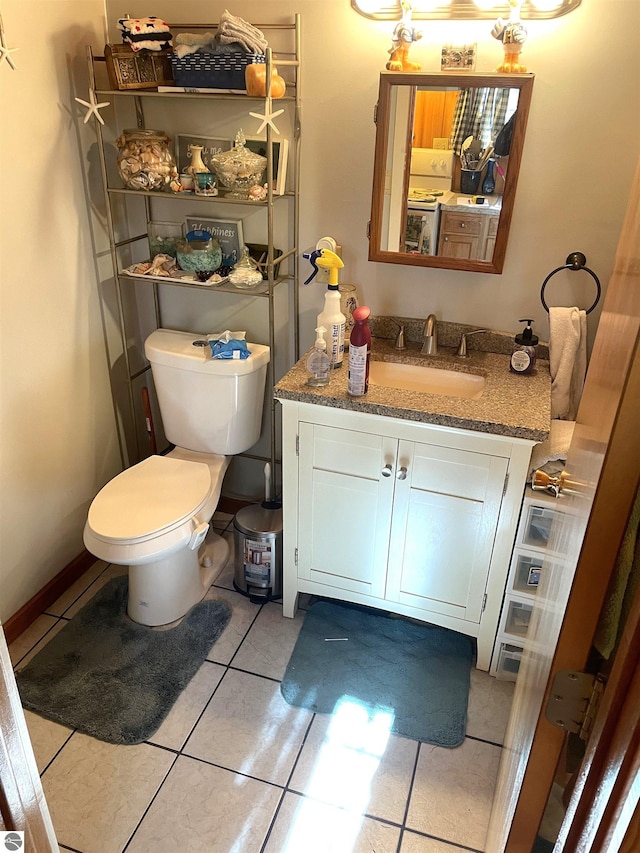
[[245, 64, 286, 98]]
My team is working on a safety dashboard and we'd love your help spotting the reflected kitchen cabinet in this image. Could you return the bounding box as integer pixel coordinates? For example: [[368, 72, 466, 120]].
[[438, 210, 500, 261]]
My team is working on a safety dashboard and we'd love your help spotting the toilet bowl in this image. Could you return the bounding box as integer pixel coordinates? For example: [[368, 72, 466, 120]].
[[83, 329, 270, 626]]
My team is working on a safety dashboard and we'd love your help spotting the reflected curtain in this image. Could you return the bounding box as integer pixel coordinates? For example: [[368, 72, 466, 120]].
[[449, 88, 511, 154]]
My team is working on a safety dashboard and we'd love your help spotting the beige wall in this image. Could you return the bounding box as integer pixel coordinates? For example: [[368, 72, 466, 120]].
[[0, 1, 121, 622], [1, 1, 638, 620]]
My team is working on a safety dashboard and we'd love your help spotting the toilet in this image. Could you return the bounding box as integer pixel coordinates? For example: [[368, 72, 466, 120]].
[[83, 328, 270, 626]]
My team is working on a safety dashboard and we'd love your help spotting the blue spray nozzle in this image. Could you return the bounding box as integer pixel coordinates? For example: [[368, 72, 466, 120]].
[[303, 249, 323, 285]]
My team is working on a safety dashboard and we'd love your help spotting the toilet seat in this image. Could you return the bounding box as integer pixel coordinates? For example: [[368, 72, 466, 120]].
[[87, 455, 211, 545]]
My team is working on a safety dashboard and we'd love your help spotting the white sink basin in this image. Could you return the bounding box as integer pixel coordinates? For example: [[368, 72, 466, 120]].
[[369, 361, 485, 399]]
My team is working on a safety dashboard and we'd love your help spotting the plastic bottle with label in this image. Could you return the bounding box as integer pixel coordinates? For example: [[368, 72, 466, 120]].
[[510, 319, 538, 374], [347, 306, 372, 396]]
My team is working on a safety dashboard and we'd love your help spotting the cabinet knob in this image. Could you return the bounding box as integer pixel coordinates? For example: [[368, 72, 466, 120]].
[[461, 222, 466, 228], [396, 466, 408, 480], [381, 463, 393, 477]]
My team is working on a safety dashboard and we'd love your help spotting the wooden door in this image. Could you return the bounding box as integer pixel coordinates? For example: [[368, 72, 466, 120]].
[[0, 626, 58, 848], [487, 158, 640, 851], [297, 422, 395, 598], [386, 439, 507, 624]]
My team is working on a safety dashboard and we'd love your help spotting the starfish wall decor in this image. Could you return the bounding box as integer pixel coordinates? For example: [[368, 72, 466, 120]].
[[75, 88, 111, 125], [0, 14, 18, 70]]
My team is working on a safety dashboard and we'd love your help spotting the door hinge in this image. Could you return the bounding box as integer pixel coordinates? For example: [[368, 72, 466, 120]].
[[366, 220, 371, 240], [545, 670, 606, 742], [294, 547, 298, 566], [373, 102, 378, 125], [502, 472, 509, 497], [296, 434, 299, 456], [482, 593, 487, 613]]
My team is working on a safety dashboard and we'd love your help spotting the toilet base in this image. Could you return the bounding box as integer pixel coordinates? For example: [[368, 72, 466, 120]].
[[127, 530, 230, 627]]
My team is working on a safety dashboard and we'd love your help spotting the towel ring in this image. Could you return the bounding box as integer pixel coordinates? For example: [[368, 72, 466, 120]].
[[540, 252, 601, 315]]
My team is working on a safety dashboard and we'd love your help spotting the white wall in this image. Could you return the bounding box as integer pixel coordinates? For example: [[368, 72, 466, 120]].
[[1, 1, 638, 620], [0, 1, 122, 622]]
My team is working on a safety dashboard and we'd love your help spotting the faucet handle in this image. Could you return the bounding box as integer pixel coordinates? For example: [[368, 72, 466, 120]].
[[390, 317, 406, 350], [457, 329, 488, 357]]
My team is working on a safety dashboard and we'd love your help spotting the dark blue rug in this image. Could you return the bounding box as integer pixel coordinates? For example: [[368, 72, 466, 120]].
[[281, 601, 473, 747], [16, 576, 231, 745]]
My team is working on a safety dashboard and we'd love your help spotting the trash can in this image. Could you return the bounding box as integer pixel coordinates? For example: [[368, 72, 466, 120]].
[[233, 502, 283, 602]]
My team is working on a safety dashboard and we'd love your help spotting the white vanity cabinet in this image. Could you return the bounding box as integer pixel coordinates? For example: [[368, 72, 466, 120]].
[[279, 400, 535, 670]]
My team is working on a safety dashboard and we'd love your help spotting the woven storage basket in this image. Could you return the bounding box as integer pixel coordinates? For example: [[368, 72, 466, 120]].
[[170, 51, 266, 90]]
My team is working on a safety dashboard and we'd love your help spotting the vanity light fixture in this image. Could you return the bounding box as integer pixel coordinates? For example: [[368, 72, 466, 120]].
[[351, 0, 580, 19]]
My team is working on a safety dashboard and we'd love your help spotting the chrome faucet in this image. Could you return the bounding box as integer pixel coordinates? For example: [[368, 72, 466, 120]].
[[421, 314, 438, 355], [457, 329, 488, 357]]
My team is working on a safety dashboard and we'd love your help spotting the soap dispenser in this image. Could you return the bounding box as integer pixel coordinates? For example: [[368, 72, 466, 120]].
[[306, 326, 331, 387], [510, 319, 538, 375]]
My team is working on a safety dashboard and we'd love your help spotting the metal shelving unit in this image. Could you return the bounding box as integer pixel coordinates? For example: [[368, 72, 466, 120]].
[[86, 15, 301, 491]]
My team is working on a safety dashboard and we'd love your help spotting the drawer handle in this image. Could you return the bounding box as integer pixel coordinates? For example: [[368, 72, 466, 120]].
[[460, 222, 466, 228], [381, 463, 393, 477], [396, 466, 408, 480]]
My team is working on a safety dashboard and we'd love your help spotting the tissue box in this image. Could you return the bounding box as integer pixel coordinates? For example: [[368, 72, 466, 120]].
[[169, 50, 265, 91]]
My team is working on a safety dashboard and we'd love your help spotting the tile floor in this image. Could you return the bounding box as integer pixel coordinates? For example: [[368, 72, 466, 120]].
[[10, 512, 515, 853]]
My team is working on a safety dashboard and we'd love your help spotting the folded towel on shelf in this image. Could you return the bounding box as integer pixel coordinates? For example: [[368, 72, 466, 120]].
[[118, 17, 172, 52], [217, 9, 268, 55], [172, 32, 216, 59], [529, 419, 575, 477], [549, 306, 587, 420]]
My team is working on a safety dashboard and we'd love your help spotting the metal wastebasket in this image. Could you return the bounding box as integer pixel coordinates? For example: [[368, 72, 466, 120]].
[[233, 502, 282, 602]]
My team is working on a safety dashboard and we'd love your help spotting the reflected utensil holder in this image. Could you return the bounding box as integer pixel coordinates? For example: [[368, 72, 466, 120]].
[[460, 169, 482, 194]]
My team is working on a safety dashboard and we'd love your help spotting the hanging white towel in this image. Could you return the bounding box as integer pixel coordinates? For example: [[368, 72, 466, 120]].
[[529, 419, 575, 477], [549, 306, 587, 420]]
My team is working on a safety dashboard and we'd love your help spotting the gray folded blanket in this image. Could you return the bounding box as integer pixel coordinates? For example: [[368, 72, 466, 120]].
[[173, 10, 267, 58]]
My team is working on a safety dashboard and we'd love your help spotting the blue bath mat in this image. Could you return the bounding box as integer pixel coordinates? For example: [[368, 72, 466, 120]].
[[16, 576, 231, 745], [281, 601, 473, 747]]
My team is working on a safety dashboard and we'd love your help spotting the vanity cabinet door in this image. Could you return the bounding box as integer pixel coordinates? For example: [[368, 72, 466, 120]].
[[297, 423, 396, 598], [385, 440, 508, 624], [437, 211, 482, 259]]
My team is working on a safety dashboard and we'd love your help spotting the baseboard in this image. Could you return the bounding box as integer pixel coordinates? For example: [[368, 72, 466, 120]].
[[218, 496, 253, 515], [3, 550, 97, 646]]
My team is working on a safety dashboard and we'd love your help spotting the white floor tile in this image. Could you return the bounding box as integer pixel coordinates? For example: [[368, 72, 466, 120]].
[[42, 732, 174, 853], [204, 588, 262, 665], [466, 669, 514, 745], [232, 600, 304, 680], [406, 738, 501, 850], [23, 710, 72, 773], [127, 755, 281, 853], [401, 831, 471, 852], [47, 560, 109, 617], [148, 661, 226, 751], [289, 712, 418, 825], [183, 669, 312, 785], [264, 791, 401, 853]]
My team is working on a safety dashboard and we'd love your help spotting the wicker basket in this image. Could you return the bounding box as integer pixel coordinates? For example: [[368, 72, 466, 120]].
[[170, 51, 266, 90]]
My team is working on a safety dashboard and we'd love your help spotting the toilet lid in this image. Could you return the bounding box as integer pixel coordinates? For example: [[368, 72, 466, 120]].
[[88, 456, 211, 543]]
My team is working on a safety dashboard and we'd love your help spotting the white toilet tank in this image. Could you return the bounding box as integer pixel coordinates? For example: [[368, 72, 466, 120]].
[[145, 329, 270, 455]]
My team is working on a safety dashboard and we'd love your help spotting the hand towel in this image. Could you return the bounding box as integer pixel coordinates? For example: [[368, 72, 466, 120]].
[[216, 9, 268, 55], [529, 419, 575, 477], [549, 307, 587, 420]]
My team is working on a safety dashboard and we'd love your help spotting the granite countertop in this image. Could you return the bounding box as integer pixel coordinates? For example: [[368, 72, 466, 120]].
[[440, 194, 502, 215], [274, 319, 551, 443]]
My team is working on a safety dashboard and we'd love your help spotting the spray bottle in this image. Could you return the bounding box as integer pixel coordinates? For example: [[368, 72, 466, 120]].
[[304, 248, 346, 368], [348, 306, 371, 396]]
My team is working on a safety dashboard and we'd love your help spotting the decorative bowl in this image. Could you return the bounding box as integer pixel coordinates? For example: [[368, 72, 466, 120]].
[[210, 130, 267, 199]]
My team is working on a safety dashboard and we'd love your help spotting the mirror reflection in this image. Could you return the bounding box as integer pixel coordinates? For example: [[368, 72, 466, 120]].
[[369, 72, 534, 274]]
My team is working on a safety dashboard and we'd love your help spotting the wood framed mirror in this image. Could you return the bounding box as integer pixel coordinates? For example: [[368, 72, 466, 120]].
[[368, 72, 534, 274]]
